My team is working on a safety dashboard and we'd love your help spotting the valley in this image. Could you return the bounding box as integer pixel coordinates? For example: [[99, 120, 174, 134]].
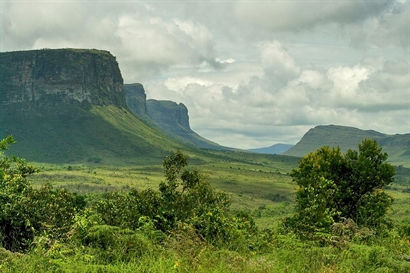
[[0, 48, 409, 272]]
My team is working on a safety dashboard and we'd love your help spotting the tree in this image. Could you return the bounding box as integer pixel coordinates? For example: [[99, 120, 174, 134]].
[[90, 151, 255, 246], [0, 136, 37, 251], [0, 136, 81, 252], [285, 139, 395, 235]]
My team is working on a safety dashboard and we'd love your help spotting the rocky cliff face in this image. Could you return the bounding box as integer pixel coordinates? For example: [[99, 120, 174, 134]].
[[123, 83, 147, 116], [123, 83, 191, 131], [0, 49, 186, 163], [146, 99, 191, 131], [0, 49, 125, 107], [124, 83, 222, 149]]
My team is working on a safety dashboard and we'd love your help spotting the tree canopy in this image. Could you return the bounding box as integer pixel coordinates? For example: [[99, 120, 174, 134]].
[[286, 139, 395, 235]]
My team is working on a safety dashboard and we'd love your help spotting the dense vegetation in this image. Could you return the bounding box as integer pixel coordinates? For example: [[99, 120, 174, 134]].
[[0, 137, 409, 272], [286, 139, 395, 236]]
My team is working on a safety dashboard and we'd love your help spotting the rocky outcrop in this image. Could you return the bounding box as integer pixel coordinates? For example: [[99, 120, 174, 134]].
[[0, 49, 125, 107], [0, 49, 185, 163], [145, 99, 221, 149], [123, 83, 191, 132], [124, 83, 222, 149], [123, 83, 147, 116], [146, 100, 191, 131]]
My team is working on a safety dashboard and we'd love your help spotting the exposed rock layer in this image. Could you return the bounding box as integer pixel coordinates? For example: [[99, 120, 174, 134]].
[[123, 83, 146, 116], [0, 49, 125, 107], [123, 83, 222, 149]]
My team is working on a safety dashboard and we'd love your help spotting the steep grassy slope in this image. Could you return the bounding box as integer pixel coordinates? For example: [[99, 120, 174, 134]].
[[285, 125, 410, 163], [0, 103, 185, 164]]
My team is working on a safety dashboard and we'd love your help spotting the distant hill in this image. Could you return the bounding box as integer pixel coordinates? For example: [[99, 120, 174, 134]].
[[249, 144, 293, 155], [124, 83, 223, 150], [284, 125, 410, 163]]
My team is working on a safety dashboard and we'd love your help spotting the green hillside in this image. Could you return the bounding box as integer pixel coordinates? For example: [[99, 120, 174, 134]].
[[0, 103, 186, 164], [284, 125, 410, 164]]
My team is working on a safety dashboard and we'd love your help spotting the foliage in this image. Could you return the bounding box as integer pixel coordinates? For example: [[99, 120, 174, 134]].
[[88, 151, 255, 248], [286, 139, 395, 236], [0, 138, 409, 272], [0, 136, 38, 251], [0, 136, 82, 252]]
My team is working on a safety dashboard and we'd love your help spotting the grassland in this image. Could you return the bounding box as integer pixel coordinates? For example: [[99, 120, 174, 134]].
[[2, 153, 409, 273], [2, 136, 409, 273], [30, 151, 409, 227]]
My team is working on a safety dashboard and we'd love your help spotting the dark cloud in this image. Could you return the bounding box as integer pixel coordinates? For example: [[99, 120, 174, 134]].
[[234, 0, 392, 31]]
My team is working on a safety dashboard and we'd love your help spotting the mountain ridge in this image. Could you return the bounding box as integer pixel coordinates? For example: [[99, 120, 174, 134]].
[[123, 83, 223, 150], [249, 144, 294, 155], [284, 124, 409, 163]]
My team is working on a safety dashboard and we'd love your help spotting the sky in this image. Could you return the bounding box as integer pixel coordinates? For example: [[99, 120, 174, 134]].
[[0, 0, 409, 149]]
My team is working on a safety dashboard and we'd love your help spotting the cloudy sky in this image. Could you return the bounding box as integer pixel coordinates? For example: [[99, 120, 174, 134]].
[[1, 0, 409, 148]]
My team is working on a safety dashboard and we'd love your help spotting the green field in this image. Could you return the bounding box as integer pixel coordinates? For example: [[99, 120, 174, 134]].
[[1, 151, 409, 272], [29, 152, 410, 224]]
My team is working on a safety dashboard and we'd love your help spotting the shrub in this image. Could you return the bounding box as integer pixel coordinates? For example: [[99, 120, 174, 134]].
[[285, 139, 395, 236], [0, 136, 83, 251]]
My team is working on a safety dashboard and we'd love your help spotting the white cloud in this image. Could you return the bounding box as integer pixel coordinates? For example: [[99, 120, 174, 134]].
[[327, 65, 371, 100], [1, 0, 408, 148], [164, 77, 212, 92], [145, 41, 409, 148], [260, 41, 299, 72], [296, 70, 324, 89]]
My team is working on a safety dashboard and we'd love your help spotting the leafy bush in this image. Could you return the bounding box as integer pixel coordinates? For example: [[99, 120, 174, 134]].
[[87, 151, 257, 249], [0, 136, 83, 251], [81, 225, 153, 263], [285, 139, 395, 237]]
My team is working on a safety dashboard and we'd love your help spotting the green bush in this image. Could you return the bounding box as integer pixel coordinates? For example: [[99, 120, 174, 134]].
[[0, 136, 83, 251], [77, 224, 154, 263], [86, 151, 258, 249], [286, 139, 395, 237]]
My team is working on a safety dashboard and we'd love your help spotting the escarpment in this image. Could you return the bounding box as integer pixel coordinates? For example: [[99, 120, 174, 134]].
[[0, 49, 125, 107], [146, 99, 191, 131], [0, 48, 224, 163], [123, 83, 147, 116], [0, 49, 183, 163], [124, 83, 222, 150]]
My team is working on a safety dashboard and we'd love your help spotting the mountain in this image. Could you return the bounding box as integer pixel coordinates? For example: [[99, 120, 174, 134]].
[[284, 125, 410, 163], [123, 83, 147, 117], [123, 83, 223, 150], [249, 144, 293, 155], [0, 49, 185, 164]]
